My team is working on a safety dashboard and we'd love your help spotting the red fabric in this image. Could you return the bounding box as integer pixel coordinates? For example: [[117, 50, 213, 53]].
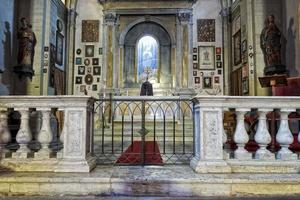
[[116, 141, 163, 165], [272, 77, 300, 96]]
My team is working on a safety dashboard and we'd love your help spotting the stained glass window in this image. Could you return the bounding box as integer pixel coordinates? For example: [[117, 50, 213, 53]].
[[137, 35, 158, 82]]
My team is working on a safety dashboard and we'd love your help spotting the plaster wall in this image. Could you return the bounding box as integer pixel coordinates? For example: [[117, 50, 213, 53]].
[[192, 0, 223, 95], [73, 0, 103, 96]]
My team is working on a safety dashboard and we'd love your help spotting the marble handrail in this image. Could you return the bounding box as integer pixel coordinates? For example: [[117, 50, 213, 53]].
[[0, 96, 96, 172], [191, 96, 300, 173]]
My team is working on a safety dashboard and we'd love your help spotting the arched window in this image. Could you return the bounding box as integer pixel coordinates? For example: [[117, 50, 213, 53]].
[[137, 35, 158, 82]]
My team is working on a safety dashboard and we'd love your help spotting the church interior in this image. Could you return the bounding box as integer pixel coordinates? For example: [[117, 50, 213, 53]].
[[1, 0, 300, 198]]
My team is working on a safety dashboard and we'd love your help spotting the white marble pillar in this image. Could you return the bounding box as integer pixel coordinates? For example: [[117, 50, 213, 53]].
[[13, 109, 32, 158], [35, 109, 53, 158], [190, 104, 231, 173], [254, 109, 274, 160], [0, 109, 11, 158], [233, 109, 252, 159], [276, 109, 297, 160]]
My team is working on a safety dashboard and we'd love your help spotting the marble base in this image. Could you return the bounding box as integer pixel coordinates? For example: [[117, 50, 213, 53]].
[[190, 158, 231, 173], [255, 150, 275, 160], [276, 152, 298, 160], [0, 159, 59, 172], [12, 151, 34, 159], [234, 151, 252, 160], [55, 156, 97, 172]]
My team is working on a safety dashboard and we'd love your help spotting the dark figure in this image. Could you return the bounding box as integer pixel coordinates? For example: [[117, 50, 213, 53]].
[[140, 80, 153, 96], [14, 18, 36, 79], [260, 15, 286, 75]]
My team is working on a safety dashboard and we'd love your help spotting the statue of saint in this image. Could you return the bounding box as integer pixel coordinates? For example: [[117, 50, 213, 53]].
[[260, 15, 286, 75], [16, 18, 36, 76]]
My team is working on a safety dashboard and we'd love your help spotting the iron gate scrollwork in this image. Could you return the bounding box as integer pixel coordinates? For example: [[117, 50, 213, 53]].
[[94, 96, 195, 165]]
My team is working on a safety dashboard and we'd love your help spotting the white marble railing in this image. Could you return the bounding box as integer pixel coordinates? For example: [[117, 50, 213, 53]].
[[191, 96, 300, 173], [0, 96, 96, 172]]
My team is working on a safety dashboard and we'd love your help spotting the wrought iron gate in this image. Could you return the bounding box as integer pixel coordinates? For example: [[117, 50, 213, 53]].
[[94, 96, 195, 165]]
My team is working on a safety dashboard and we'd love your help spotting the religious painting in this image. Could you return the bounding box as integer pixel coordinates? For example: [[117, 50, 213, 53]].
[[218, 69, 222, 75], [85, 74, 94, 85], [75, 76, 82, 84], [92, 84, 98, 91], [56, 32, 64, 66], [92, 58, 99, 65], [216, 55, 221, 61], [193, 71, 197, 76], [193, 63, 198, 69], [198, 46, 215, 70], [84, 58, 91, 66], [193, 48, 198, 53], [78, 66, 85, 75], [82, 20, 99, 42], [93, 66, 101, 75], [216, 47, 222, 55], [242, 77, 249, 94], [193, 55, 198, 61], [203, 77, 212, 89], [233, 31, 242, 66], [195, 77, 200, 84], [76, 58, 82, 65], [85, 45, 94, 57], [87, 67, 92, 74], [217, 62, 222, 68], [137, 35, 158, 82], [197, 19, 215, 42], [80, 85, 86, 92], [214, 76, 220, 84]]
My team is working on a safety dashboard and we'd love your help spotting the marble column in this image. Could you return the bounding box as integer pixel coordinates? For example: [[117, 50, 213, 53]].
[[0, 109, 11, 158], [66, 9, 78, 95], [103, 12, 118, 89], [177, 11, 192, 89]]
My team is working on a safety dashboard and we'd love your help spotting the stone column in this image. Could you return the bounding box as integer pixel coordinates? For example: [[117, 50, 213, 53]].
[[66, 9, 78, 95], [177, 11, 192, 89], [103, 12, 117, 89], [191, 99, 231, 173]]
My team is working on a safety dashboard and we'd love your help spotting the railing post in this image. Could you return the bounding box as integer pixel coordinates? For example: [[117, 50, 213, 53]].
[[233, 109, 252, 159], [35, 109, 53, 158], [0, 108, 11, 158], [190, 98, 231, 173], [55, 97, 96, 172], [254, 109, 274, 160], [276, 109, 297, 160], [13, 108, 33, 158]]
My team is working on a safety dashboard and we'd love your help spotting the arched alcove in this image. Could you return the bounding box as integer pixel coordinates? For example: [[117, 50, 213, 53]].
[[123, 22, 172, 88]]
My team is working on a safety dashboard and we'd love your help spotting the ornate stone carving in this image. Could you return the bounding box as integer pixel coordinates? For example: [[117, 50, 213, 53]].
[[178, 12, 192, 24], [104, 12, 117, 25], [66, 111, 83, 156]]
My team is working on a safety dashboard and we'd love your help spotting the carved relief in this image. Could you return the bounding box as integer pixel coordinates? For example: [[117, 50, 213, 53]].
[[67, 112, 83, 156]]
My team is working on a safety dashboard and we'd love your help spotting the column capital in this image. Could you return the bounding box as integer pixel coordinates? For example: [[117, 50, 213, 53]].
[[177, 11, 192, 25], [104, 12, 118, 26]]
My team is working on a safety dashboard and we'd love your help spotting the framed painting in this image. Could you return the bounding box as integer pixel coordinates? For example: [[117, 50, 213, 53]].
[[93, 66, 101, 75], [233, 31, 242, 66], [195, 77, 200, 84], [56, 32, 64, 66], [85, 45, 94, 57], [198, 46, 215, 70], [82, 20, 99, 42], [193, 71, 197, 76], [75, 58, 82, 65], [197, 19, 215, 42], [193, 63, 198, 69], [78, 66, 85, 75], [203, 77, 212, 89]]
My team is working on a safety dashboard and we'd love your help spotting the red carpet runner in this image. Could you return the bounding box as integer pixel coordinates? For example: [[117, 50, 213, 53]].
[[116, 141, 163, 165]]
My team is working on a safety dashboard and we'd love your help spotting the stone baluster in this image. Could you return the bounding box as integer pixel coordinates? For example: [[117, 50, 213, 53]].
[[0, 109, 11, 158], [13, 108, 32, 158], [233, 109, 252, 159], [35, 109, 53, 158], [254, 109, 274, 160], [57, 109, 65, 159], [276, 109, 297, 160]]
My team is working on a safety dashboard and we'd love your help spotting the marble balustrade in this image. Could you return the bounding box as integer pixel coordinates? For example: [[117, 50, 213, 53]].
[[191, 96, 300, 173], [0, 96, 96, 172]]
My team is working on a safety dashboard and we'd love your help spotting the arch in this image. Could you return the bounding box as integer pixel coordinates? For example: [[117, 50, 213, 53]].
[[119, 17, 176, 46], [123, 21, 172, 88]]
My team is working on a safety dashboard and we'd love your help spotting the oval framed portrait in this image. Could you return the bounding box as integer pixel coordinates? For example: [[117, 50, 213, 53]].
[[76, 49, 82, 55], [84, 58, 90, 66], [85, 74, 94, 85]]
